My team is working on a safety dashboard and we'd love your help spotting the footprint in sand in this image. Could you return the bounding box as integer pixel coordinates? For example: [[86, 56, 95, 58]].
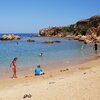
[[83, 72, 87, 74], [60, 68, 69, 72], [49, 75, 53, 77]]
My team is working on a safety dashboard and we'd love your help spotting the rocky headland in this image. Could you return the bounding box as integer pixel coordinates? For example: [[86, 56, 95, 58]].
[[39, 15, 100, 43]]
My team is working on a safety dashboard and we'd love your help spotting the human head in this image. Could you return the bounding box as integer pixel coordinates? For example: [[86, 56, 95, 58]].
[[37, 65, 40, 68], [14, 57, 18, 61]]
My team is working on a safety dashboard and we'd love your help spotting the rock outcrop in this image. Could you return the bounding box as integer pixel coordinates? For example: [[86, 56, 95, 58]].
[[39, 15, 100, 43], [39, 27, 64, 37], [0, 34, 21, 40]]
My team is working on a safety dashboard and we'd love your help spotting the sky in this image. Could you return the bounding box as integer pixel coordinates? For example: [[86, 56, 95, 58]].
[[0, 0, 99, 33]]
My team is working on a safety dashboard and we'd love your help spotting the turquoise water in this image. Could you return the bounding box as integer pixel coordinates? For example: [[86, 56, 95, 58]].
[[0, 34, 100, 69]]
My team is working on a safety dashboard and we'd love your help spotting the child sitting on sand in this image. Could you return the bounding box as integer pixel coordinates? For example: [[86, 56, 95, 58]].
[[34, 65, 45, 76]]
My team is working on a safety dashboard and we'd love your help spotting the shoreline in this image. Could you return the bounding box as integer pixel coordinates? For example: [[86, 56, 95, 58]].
[[1, 54, 100, 81], [0, 55, 100, 99], [0, 52, 100, 80]]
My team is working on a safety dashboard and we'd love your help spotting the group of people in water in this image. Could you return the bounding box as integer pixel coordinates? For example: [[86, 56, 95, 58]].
[[10, 57, 45, 78]]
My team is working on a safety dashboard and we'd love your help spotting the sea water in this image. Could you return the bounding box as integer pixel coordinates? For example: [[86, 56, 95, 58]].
[[0, 34, 100, 70]]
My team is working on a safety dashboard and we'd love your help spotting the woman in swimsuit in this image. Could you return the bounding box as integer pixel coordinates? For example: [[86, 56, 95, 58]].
[[10, 57, 18, 78]]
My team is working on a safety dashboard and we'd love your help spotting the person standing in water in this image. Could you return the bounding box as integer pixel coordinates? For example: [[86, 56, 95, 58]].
[[10, 57, 18, 78], [94, 42, 98, 53], [81, 42, 87, 50], [39, 53, 43, 57]]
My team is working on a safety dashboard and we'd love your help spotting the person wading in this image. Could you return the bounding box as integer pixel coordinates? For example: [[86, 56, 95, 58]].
[[10, 57, 18, 78]]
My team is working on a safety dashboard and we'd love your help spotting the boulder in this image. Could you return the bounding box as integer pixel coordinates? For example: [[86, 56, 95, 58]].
[[65, 35, 74, 40], [14, 35, 21, 40], [42, 40, 55, 44], [42, 40, 61, 44], [96, 36, 100, 43], [39, 26, 64, 37], [0, 34, 21, 40], [85, 35, 92, 41], [74, 35, 82, 40], [84, 39, 92, 44], [27, 39, 35, 42], [79, 35, 87, 41], [54, 40, 61, 43]]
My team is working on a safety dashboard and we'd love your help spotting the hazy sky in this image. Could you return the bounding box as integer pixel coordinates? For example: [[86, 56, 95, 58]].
[[0, 0, 99, 33]]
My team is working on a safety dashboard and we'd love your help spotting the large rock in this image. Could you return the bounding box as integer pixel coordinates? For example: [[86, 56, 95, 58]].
[[39, 27, 64, 37], [42, 40, 55, 44], [74, 35, 82, 40], [0, 34, 21, 40], [27, 39, 35, 42], [42, 40, 61, 44], [79, 35, 87, 41], [84, 39, 92, 44], [65, 35, 75, 40], [96, 36, 100, 43]]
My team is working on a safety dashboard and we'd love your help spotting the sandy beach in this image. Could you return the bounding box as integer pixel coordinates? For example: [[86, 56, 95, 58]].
[[0, 0, 99, 100], [0, 57, 100, 100]]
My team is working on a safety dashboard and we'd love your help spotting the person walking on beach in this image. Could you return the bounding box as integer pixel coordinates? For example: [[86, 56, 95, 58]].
[[34, 65, 45, 76], [10, 57, 18, 78]]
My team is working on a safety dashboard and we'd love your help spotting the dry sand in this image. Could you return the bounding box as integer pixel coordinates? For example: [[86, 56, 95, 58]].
[[0, 58, 100, 100]]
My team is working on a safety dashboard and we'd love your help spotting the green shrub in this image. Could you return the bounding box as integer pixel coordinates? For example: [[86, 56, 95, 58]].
[[61, 27, 69, 33], [60, 24, 75, 33], [68, 24, 75, 32], [80, 26, 90, 35], [91, 19, 98, 27]]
